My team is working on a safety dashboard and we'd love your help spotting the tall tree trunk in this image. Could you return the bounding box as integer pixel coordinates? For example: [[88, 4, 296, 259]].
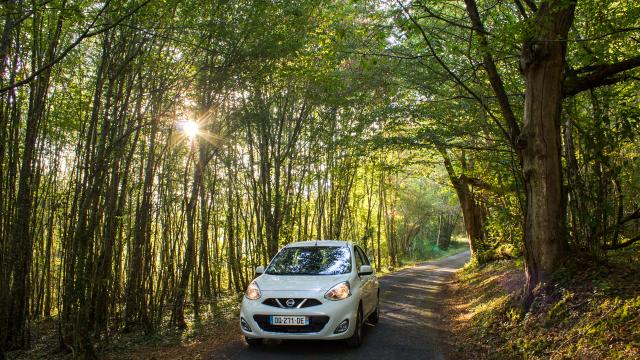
[[4, 2, 65, 349], [375, 167, 384, 271], [171, 142, 205, 328], [126, 112, 158, 330], [518, 0, 575, 303]]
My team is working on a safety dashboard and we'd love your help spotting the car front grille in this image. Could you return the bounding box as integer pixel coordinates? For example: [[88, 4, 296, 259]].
[[253, 315, 330, 333], [262, 298, 323, 308]]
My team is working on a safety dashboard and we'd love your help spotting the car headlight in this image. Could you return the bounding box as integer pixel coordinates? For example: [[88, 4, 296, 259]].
[[324, 281, 351, 301], [245, 280, 261, 300]]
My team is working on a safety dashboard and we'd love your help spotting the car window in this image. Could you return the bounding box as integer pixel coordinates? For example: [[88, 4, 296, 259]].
[[266, 246, 352, 275], [355, 246, 371, 266], [355, 247, 364, 269]]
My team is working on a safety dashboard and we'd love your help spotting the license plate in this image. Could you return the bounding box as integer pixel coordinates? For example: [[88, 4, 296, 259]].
[[269, 315, 309, 326]]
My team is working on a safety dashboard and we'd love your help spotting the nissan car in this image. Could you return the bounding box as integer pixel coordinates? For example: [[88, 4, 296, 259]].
[[239, 240, 380, 347]]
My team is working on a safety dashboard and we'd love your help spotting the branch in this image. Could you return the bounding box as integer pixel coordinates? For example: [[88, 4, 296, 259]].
[[437, 146, 458, 181], [416, 0, 490, 35], [395, 0, 512, 143], [564, 55, 640, 97], [568, 27, 640, 44], [619, 208, 640, 225], [596, 207, 640, 241], [337, 49, 430, 60], [459, 174, 495, 192], [603, 234, 640, 250], [513, 0, 529, 19], [463, 0, 521, 147], [522, 0, 538, 12], [0, 0, 152, 94]]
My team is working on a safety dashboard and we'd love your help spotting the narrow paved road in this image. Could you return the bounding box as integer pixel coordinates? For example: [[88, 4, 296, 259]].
[[213, 250, 470, 360]]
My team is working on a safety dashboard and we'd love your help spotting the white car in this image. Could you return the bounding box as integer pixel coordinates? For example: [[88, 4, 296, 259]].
[[240, 240, 380, 347]]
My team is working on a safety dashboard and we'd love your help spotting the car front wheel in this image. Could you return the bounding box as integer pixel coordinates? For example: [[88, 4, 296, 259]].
[[245, 336, 262, 346], [368, 294, 380, 324], [346, 305, 363, 348]]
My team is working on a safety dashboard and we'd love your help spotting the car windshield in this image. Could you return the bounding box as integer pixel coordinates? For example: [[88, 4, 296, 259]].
[[266, 246, 352, 275]]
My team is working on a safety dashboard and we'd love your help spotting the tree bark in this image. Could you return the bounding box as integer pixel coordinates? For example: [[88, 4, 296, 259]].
[[126, 111, 158, 330], [462, 0, 576, 301], [4, 2, 65, 349], [518, 0, 575, 303], [439, 148, 486, 259], [172, 141, 207, 328]]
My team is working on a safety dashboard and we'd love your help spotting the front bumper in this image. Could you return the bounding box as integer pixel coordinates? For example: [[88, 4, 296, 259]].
[[240, 290, 359, 340]]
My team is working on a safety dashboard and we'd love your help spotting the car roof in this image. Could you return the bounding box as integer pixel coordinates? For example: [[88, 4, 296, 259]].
[[284, 240, 351, 248]]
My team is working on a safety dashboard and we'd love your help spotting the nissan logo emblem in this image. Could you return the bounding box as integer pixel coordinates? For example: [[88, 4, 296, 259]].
[[286, 299, 295, 307]]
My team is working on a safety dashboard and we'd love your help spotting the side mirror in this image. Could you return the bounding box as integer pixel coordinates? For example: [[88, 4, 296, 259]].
[[358, 265, 373, 276], [256, 266, 265, 275]]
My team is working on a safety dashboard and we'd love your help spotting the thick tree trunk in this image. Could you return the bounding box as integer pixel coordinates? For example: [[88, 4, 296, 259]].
[[463, 0, 578, 302], [518, 1, 575, 302]]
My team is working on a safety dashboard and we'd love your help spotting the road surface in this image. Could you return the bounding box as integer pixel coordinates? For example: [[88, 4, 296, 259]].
[[213, 250, 470, 360]]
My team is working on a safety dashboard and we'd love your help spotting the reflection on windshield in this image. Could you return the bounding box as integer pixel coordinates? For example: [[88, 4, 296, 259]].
[[266, 246, 352, 275]]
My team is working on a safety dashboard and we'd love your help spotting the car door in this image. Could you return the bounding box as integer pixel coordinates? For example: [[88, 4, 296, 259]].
[[354, 246, 366, 311], [355, 246, 374, 314], [360, 249, 378, 309]]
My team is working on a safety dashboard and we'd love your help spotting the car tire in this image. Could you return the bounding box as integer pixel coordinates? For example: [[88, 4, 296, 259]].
[[245, 336, 262, 346], [346, 305, 363, 348], [368, 294, 380, 324]]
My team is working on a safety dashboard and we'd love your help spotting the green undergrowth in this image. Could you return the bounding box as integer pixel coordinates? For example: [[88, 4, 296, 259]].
[[448, 244, 640, 359], [100, 295, 241, 356], [7, 295, 242, 359]]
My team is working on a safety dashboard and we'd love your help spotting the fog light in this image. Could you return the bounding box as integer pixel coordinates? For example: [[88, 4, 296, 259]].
[[240, 317, 252, 332], [334, 319, 349, 334]]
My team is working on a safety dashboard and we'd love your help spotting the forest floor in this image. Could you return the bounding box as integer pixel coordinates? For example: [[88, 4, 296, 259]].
[[100, 296, 243, 360], [6, 296, 244, 360], [440, 245, 640, 359]]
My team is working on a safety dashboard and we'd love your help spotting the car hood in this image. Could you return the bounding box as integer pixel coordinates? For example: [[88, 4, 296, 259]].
[[256, 273, 350, 292]]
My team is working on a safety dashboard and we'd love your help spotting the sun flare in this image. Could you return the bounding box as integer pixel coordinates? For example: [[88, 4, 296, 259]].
[[179, 119, 200, 139]]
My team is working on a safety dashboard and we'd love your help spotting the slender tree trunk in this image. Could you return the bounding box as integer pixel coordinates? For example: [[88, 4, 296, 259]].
[[4, 2, 65, 349], [172, 142, 205, 327], [126, 111, 158, 330], [376, 168, 384, 271]]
